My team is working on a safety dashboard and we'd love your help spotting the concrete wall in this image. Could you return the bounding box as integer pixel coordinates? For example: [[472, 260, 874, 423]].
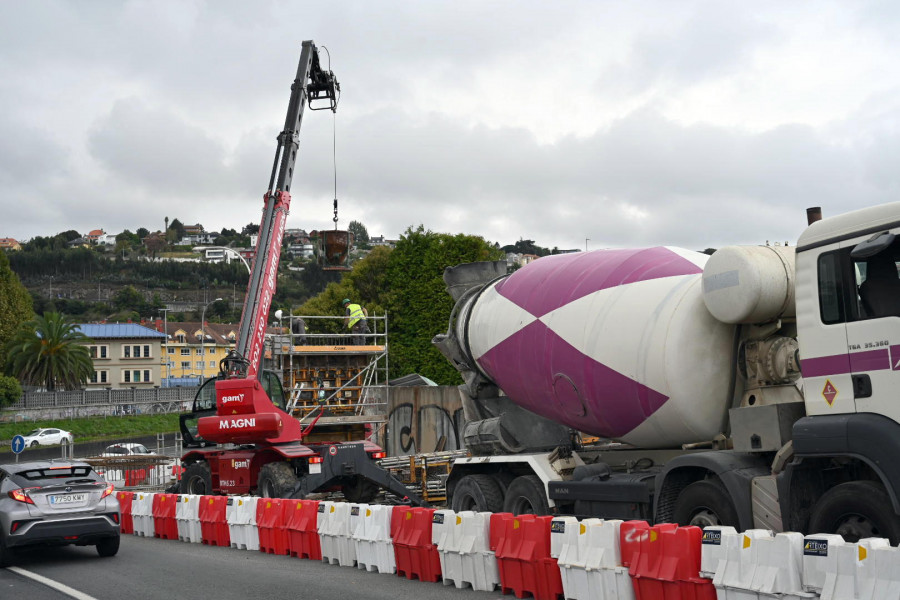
[[385, 386, 465, 456]]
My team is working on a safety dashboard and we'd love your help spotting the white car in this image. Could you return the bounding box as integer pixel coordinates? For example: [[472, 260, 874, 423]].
[[21, 428, 73, 447], [101, 443, 154, 456]]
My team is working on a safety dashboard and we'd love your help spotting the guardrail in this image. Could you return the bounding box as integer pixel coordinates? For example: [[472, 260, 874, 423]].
[[0, 386, 199, 422]]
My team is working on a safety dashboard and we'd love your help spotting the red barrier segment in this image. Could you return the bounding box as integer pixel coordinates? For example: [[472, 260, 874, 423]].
[[125, 468, 148, 487], [628, 523, 716, 600], [199, 495, 230, 547], [257, 498, 289, 555], [392, 506, 442, 583], [492, 513, 563, 600], [286, 499, 321, 560], [152, 493, 179, 540], [117, 491, 134, 535]]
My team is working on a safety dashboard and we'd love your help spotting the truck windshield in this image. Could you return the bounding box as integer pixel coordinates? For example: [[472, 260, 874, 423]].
[[191, 372, 286, 412]]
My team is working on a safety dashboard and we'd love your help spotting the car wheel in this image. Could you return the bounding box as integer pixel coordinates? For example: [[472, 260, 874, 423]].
[[30, 441, 38, 448], [0, 532, 13, 568], [96, 535, 120, 558]]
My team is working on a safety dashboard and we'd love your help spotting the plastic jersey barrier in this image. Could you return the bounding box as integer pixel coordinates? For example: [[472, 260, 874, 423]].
[[319, 501, 357, 567], [152, 493, 179, 540], [436, 510, 500, 593], [227, 496, 260, 551], [491, 513, 563, 600], [557, 517, 633, 600], [176, 495, 202, 543], [818, 537, 891, 600], [257, 498, 289, 555], [199, 495, 230, 547], [117, 491, 134, 535], [131, 492, 155, 538], [392, 506, 442, 583], [352, 504, 395, 574], [286, 499, 322, 560], [625, 522, 716, 600]]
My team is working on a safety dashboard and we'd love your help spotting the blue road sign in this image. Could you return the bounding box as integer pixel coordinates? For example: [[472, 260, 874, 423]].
[[11, 435, 25, 455]]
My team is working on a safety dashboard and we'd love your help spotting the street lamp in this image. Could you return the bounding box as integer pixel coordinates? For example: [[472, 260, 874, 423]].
[[201, 298, 223, 379], [585, 238, 590, 252], [159, 308, 171, 388]]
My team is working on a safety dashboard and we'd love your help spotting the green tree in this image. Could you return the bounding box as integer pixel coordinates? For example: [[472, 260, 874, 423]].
[[0, 251, 34, 367], [348, 220, 370, 247], [4, 312, 94, 391], [0, 375, 22, 407], [113, 285, 147, 314]]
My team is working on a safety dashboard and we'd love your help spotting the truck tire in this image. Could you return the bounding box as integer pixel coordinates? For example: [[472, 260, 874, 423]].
[[341, 477, 380, 503], [502, 475, 550, 515], [96, 535, 120, 558], [808, 481, 900, 544], [180, 461, 211, 495], [672, 479, 738, 528], [258, 462, 299, 498], [451, 474, 503, 513]]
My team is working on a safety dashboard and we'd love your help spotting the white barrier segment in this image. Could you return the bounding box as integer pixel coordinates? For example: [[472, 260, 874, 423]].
[[701, 526, 738, 579], [131, 492, 155, 537], [353, 505, 395, 574], [802, 534, 846, 594], [242, 496, 260, 551], [317, 501, 334, 562], [714, 529, 773, 600], [566, 518, 632, 600], [226, 496, 244, 549], [555, 516, 589, 600], [176, 494, 201, 543], [437, 511, 499, 592], [822, 537, 891, 600], [861, 540, 900, 599], [432, 509, 455, 579], [749, 532, 816, 599], [319, 502, 357, 567]]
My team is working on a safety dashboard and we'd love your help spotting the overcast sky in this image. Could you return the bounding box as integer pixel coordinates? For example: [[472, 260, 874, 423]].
[[2, 1, 900, 251]]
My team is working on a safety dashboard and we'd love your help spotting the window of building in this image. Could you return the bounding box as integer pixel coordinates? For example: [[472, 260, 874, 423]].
[[168, 347, 175, 354], [143, 370, 152, 383], [180, 348, 191, 356], [90, 370, 108, 384], [180, 361, 191, 369], [89, 345, 108, 359], [209, 361, 215, 368], [196, 361, 204, 369], [123, 346, 131, 359], [176, 334, 186, 343], [143, 345, 151, 358]]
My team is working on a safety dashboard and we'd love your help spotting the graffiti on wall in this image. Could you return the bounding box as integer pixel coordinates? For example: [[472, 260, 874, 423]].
[[385, 387, 465, 456]]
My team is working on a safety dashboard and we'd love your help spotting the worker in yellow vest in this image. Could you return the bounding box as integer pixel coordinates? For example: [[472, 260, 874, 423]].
[[343, 298, 369, 345]]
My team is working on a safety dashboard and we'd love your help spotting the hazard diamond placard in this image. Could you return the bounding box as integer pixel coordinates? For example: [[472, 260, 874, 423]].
[[822, 380, 838, 406]]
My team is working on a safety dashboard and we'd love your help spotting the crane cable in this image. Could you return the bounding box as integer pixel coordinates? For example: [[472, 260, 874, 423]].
[[320, 45, 340, 231]]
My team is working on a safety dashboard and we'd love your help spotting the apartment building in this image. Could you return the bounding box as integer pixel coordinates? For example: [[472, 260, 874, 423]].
[[77, 323, 167, 388]]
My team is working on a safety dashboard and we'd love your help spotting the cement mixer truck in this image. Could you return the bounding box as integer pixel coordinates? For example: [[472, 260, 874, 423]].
[[434, 202, 900, 543]]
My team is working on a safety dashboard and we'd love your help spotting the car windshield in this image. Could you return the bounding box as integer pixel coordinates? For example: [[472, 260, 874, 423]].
[[11, 465, 98, 485], [25, 429, 41, 436]]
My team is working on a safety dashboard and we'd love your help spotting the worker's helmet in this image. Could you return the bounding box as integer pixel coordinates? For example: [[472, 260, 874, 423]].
[[342, 298, 350, 305]]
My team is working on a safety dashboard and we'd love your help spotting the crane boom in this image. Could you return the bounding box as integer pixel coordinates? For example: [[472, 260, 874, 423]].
[[232, 40, 338, 379]]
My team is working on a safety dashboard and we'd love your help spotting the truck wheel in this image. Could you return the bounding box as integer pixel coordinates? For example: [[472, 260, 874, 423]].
[[451, 474, 503, 513], [180, 461, 211, 495], [342, 477, 380, 503], [258, 462, 298, 498], [502, 475, 550, 515], [672, 479, 738, 528], [808, 481, 900, 544]]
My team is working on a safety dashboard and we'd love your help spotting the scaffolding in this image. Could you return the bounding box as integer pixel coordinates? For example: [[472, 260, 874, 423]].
[[266, 313, 389, 445]]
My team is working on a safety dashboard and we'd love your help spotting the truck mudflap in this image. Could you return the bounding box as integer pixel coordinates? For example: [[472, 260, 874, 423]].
[[292, 443, 429, 507]]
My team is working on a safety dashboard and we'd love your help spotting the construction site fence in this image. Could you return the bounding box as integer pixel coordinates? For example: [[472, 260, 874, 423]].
[[0, 386, 199, 422], [271, 313, 388, 348]]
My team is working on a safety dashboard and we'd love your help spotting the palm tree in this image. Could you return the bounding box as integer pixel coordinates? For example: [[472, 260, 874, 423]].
[[4, 312, 94, 391]]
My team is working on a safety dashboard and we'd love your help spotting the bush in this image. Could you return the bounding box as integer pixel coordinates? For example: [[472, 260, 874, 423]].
[[0, 376, 23, 407]]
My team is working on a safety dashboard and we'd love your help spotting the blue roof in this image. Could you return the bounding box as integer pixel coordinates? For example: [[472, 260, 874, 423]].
[[76, 324, 166, 340]]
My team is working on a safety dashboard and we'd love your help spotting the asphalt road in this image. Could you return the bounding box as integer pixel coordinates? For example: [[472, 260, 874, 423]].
[[0, 534, 504, 600]]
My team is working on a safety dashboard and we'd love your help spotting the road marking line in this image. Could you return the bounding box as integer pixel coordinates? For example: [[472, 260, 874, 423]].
[[9, 566, 98, 600]]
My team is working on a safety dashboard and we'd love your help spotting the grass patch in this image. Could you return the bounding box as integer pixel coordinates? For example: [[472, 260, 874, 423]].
[[0, 414, 180, 444]]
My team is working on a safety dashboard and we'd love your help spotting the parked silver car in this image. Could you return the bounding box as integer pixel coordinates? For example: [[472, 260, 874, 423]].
[[0, 460, 120, 566]]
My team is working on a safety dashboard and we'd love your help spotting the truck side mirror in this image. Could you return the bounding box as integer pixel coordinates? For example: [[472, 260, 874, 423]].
[[851, 231, 895, 259]]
